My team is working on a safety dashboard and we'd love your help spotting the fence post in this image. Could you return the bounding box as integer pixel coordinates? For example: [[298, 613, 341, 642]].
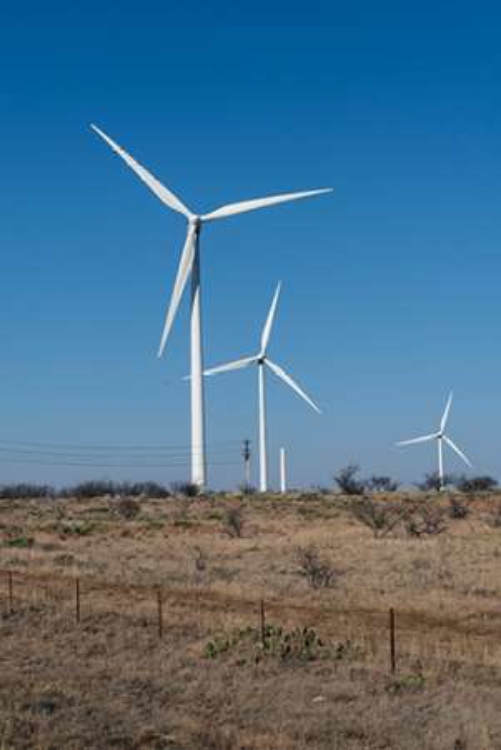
[[8, 571, 13, 614], [157, 588, 163, 639], [260, 598, 266, 647], [389, 607, 396, 674], [75, 578, 81, 624]]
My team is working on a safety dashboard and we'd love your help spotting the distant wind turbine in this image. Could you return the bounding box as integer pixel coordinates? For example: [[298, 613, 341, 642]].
[[91, 124, 331, 489], [396, 392, 472, 490], [202, 282, 320, 492]]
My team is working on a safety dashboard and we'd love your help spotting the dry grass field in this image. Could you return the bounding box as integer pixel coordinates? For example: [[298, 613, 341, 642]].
[[0, 491, 500, 749]]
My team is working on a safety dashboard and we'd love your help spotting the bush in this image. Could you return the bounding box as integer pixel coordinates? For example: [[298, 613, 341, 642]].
[[416, 472, 456, 492], [64, 480, 118, 499], [170, 481, 199, 498], [486, 502, 501, 528], [63, 480, 170, 499], [0, 484, 54, 499], [238, 483, 256, 496], [351, 498, 406, 538], [406, 506, 447, 537], [223, 507, 245, 538], [115, 497, 140, 520], [448, 496, 470, 520], [456, 475, 498, 494], [333, 464, 366, 495], [295, 545, 339, 588], [367, 476, 399, 493]]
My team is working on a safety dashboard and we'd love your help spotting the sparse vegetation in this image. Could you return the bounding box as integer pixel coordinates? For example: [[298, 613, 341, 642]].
[[223, 506, 245, 538], [295, 544, 339, 588], [0, 491, 500, 749]]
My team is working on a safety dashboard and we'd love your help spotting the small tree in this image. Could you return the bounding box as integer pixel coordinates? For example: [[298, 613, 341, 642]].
[[333, 464, 366, 495]]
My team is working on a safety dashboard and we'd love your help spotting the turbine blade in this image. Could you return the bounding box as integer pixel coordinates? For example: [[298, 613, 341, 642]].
[[158, 226, 196, 357], [440, 391, 453, 432], [396, 433, 438, 446], [265, 359, 321, 414], [443, 435, 473, 468], [201, 188, 332, 221], [203, 356, 257, 377], [91, 124, 192, 219], [260, 282, 282, 355]]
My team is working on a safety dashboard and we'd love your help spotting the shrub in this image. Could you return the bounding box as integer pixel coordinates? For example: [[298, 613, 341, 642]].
[[238, 483, 256, 496], [295, 545, 339, 588], [333, 464, 366, 495], [62, 480, 170, 499], [416, 472, 456, 492], [406, 506, 447, 537], [350, 498, 406, 538], [486, 502, 501, 528], [170, 481, 199, 498], [122, 481, 170, 498], [448, 496, 470, 520], [456, 475, 498, 494], [64, 480, 118, 499], [367, 476, 399, 493], [115, 497, 140, 520], [223, 507, 245, 538], [0, 484, 54, 499]]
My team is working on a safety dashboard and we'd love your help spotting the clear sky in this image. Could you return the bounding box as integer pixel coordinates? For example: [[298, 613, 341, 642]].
[[0, 1, 500, 489]]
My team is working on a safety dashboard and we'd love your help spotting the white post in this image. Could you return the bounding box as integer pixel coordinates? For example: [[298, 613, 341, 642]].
[[258, 363, 268, 492], [438, 437, 444, 491], [190, 231, 206, 489], [279, 447, 286, 494]]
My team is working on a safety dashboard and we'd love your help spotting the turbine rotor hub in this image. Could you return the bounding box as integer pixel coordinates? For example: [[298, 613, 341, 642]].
[[190, 216, 202, 231]]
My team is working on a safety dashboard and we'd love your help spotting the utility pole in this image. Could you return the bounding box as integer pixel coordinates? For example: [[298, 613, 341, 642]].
[[242, 439, 251, 486]]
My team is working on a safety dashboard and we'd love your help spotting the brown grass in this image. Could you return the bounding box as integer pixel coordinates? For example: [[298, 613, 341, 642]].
[[0, 492, 500, 749]]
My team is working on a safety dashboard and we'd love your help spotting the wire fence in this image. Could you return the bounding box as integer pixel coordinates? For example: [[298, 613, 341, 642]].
[[2, 568, 500, 677]]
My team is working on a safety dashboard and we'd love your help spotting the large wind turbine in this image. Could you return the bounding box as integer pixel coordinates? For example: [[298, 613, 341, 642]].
[[396, 392, 472, 489], [91, 125, 331, 489], [203, 282, 320, 492]]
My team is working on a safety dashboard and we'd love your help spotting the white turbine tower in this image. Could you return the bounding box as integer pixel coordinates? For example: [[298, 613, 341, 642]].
[[91, 125, 331, 489], [202, 282, 320, 492], [396, 392, 472, 490]]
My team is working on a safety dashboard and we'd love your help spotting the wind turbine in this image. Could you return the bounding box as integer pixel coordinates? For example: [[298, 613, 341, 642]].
[[396, 392, 472, 490], [91, 125, 331, 489], [202, 282, 320, 492]]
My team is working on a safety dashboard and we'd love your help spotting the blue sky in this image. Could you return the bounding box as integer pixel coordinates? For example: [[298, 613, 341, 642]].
[[0, 1, 500, 488]]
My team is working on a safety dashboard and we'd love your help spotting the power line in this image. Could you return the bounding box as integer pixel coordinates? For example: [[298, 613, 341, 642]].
[[0, 438, 240, 452], [0, 457, 240, 468]]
